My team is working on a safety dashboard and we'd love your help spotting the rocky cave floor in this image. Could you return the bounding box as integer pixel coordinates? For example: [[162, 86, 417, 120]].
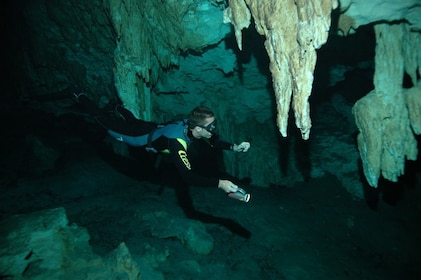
[[1, 101, 420, 280]]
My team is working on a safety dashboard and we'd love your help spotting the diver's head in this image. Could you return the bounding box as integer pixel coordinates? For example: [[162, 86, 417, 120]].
[[188, 106, 217, 139]]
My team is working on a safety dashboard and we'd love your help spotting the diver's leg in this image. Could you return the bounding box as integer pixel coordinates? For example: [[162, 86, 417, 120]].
[[95, 114, 156, 136], [114, 104, 138, 122], [73, 93, 105, 117]]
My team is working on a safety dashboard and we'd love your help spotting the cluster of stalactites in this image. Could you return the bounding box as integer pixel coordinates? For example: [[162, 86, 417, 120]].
[[107, 0, 188, 120], [352, 23, 420, 187], [108, 0, 185, 85], [224, 0, 338, 139]]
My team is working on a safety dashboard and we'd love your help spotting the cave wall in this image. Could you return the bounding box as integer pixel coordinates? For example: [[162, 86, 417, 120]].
[[106, 0, 231, 119], [3, 0, 421, 195], [11, 0, 116, 100]]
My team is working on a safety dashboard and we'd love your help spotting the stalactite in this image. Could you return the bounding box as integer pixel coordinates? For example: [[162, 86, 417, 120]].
[[405, 84, 421, 136], [352, 23, 418, 187], [223, 0, 251, 51], [107, 0, 185, 120], [224, 0, 338, 139]]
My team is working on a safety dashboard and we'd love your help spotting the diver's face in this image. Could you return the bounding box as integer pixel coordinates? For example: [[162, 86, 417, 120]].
[[191, 116, 215, 139]]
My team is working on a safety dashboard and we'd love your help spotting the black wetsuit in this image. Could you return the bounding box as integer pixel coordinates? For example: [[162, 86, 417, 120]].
[[79, 96, 233, 188]]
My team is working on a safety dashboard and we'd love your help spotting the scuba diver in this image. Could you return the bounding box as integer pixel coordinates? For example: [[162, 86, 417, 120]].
[[73, 92, 251, 196]]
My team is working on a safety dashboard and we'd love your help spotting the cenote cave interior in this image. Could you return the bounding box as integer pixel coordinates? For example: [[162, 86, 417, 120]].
[[1, 1, 420, 279]]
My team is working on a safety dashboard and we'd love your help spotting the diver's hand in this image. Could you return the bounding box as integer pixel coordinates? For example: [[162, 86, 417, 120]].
[[218, 179, 239, 193], [232, 142, 250, 152]]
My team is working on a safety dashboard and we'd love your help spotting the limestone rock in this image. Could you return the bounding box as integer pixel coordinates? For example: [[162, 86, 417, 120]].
[[226, 0, 338, 139], [224, 0, 251, 50], [142, 210, 214, 255], [352, 23, 419, 187], [338, 0, 421, 34], [107, 0, 230, 120], [405, 84, 421, 135], [0, 207, 141, 279]]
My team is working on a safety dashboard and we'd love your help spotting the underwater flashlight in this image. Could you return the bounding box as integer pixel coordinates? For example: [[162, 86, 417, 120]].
[[228, 187, 251, 202]]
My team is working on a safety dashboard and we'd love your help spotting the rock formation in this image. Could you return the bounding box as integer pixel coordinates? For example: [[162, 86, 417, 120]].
[[107, 0, 231, 120], [224, 0, 420, 187], [0, 208, 141, 279], [337, 0, 421, 34], [224, 0, 338, 140], [352, 23, 420, 187]]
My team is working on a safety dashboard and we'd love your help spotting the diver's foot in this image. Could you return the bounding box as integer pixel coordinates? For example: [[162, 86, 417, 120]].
[[72, 92, 86, 102]]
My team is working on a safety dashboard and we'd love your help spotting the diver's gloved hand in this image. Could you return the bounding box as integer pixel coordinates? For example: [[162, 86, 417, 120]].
[[218, 179, 239, 193], [232, 142, 251, 152]]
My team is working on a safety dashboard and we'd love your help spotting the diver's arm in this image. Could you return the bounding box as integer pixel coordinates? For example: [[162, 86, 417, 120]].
[[168, 139, 238, 192], [168, 139, 219, 188], [209, 135, 250, 152], [209, 134, 233, 150]]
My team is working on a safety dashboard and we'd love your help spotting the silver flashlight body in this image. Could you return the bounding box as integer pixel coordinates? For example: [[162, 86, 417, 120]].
[[227, 188, 251, 202]]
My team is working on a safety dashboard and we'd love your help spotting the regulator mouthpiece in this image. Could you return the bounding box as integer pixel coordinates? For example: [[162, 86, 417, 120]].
[[228, 188, 251, 202]]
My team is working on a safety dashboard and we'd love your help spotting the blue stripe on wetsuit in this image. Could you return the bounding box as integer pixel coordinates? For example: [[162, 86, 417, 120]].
[[107, 120, 189, 148], [107, 130, 148, 146]]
